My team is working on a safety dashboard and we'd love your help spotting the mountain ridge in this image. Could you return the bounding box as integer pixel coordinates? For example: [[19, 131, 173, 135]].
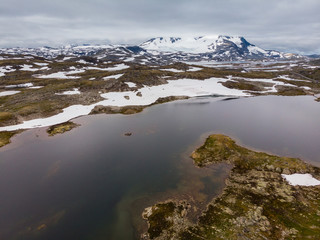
[[0, 35, 304, 62]]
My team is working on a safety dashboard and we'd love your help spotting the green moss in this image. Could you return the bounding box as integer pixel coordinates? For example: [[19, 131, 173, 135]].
[[143, 134, 320, 239], [47, 122, 80, 136], [0, 130, 21, 147], [146, 202, 176, 239], [191, 134, 308, 171]]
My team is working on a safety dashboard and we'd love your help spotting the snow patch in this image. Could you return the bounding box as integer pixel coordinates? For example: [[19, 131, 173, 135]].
[[0, 77, 248, 131], [29, 86, 43, 89], [36, 69, 85, 79], [56, 88, 80, 95], [124, 57, 135, 62], [34, 62, 49, 66], [125, 82, 137, 88], [77, 59, 87, 64], [0, 66, 16, 76], [63, 57, 73, 61], [282, 174, 320, 186], [187, 67, 203, 72], [160, 68, 184, 73], [103, 74, 124, 80], [20, 64, 38, 72], [248, 45, 267, 55], [105, 63, 130, 71], [6, 83, 33, 88], [87, 64, 129, 71], [0, 91, 20, 97]]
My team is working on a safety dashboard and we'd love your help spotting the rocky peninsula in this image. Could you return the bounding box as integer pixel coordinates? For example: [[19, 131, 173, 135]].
[[142, 134, 320, 239]]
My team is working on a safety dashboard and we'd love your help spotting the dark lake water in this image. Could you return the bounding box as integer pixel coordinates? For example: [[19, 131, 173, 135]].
[[1, 95, 320, 240]]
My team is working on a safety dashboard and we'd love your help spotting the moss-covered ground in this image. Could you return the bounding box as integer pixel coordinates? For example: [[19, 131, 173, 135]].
[[0, 130, 22, 147], [47, 121, 80, 136], [143, 134, 320, 240]]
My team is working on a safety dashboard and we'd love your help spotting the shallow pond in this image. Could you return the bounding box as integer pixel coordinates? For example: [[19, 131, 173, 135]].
[[1, 95, 320, 240]]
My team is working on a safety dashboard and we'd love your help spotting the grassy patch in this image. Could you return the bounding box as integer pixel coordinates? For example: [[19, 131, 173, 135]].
[[0, 130, 21, 147], [47, 122, 80, 136], [221, 80, 267, 91], [275, 86, 307, 96], [0, 111, 15, 121]]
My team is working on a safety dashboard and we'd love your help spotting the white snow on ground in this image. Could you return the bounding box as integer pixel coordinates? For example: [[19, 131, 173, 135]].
[[37, 72, 79, 79], [160, 68, 184, 73], [0, 91, 20, 97], [228, 76, 297, 93], [0, 105, 94, 130], [0, 77, 248, 131], [185, 61, 235, 69], [34, 62, 49, 66], [20, 64, 38, 71], [264, 70, 280, 72], [302, 86, 311, 90], [87, 67, 110, 71], [6, 83, 33, 88], [277, 75, 311, 82], [105, 63, 130, 71], [124, 57, 135, 62], [87, 64, 129, 72], [125, 82, 137, 88], [103, 74, 124, 80], [29, 86, 43, 89], [282, 174, 320, 186], [36, 69, 85, 79], [187, 67, 203, 72], [77, 59, 87, 64], [0, 66, 16, 77], [63, 57, 73, 61], [98, 78, 248, 107], [55, 88, 80, 95]]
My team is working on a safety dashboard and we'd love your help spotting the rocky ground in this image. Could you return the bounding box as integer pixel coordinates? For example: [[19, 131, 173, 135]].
[[142, 134, 320, 240]]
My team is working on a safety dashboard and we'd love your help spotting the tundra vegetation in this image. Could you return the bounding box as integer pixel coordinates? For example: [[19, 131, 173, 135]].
[[142, 134, 320, 240]]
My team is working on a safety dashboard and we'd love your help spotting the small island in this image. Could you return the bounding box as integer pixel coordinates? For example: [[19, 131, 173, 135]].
[[142, 134, 320, 239], [47, 121, 80, 136]]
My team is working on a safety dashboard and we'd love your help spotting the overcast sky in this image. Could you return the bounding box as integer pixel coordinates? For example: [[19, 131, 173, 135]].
[[0, 0, 319, 54]]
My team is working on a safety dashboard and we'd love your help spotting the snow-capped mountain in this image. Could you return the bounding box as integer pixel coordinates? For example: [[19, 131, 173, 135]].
[[139, 35, 298, 61], [140, 36, 250, 53], [0, 35, 302, 63]]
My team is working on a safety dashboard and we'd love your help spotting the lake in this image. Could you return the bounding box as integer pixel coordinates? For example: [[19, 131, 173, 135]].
[[1, 95, 320, 240]]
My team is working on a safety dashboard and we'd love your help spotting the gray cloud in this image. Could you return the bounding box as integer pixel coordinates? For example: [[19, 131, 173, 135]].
[[0, 0, 319, 54]]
